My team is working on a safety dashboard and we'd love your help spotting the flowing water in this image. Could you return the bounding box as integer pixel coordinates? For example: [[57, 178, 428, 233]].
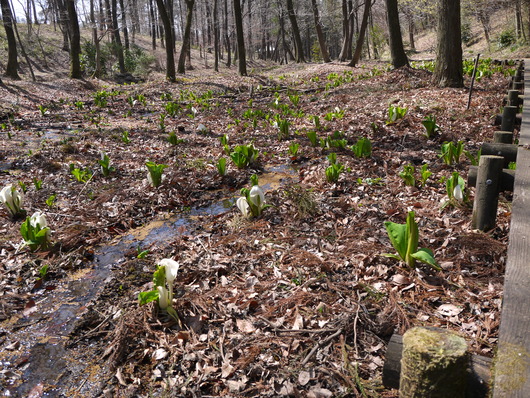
[[0, 164, 298, 397]]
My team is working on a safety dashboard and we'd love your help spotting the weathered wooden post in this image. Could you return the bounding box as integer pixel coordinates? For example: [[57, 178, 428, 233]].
[[493, 131, 514, 144], [383, 333, 492, 397], [399, 327, 469, 398], [468, 166, 515, 192], [481, 142, 517, 167], [472, 155, 504, 231], [507, 90, 522, 107], [501, 105, 518, 132]]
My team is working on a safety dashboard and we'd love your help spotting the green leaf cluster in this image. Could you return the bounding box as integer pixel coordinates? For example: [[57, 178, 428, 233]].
[[384, 211, 440, 270]]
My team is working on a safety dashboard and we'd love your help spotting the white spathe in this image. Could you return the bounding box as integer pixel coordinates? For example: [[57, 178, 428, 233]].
[[157, 286, 169, 309], [0, 184, 24, 216], [236, 197, 251, 218], [453, 184, 464, 202], [249, 185, 265, 208], [159, 258, 180, 285]]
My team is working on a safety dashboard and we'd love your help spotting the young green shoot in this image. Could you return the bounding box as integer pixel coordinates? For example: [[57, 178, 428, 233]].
[[307, 131, 319, 147], [422, 115, 439, 138], [98, 153, 115, 177], [288, 142, 300, 157], [440, 141, 465, 165], [386, 105, 408, 125], [383, 211, 440, 270], [325, 153, 344, 183], [20, 212, 51, 251], [146, 161, 168, 187], [217, 158, 227, 176], [46, 194, 57, 208], [33, 178, 43, 190], [70, 164, 93, 183], [350, 137, 372, 158], [419, 164, 432, 187], [399, 164, 416, 187]]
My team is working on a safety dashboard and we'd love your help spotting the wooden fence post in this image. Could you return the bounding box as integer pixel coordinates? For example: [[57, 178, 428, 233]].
[[493, 131, 514, 144], [472, 155, 504, 231], [399, 327, 469, 398], [501, 105, 518, 132]]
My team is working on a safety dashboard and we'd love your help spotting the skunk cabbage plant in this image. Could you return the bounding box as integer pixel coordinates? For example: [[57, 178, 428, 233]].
[[20, 211, 50, 251], [0, 184, 25, 218]]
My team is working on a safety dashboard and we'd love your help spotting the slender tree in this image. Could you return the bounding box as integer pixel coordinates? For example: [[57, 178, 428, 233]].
[[213, 0, 220, 71], [433, 0, 463, 87], [111, 0, 126, 73], [310, 0, 331, 62], [155, 0, 176, 79], [233, 0, 247, 75], [386, 0, 408, 68], [348, 0, 372, 67], [177, 0, 195, 73], [66, 0, 82, 78], [286, 0, 304, 62], [0, 0, 20, 79]]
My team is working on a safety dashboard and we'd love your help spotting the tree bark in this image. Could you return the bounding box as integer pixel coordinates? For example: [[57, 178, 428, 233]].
[[110, 0, 126, 72], [213, 0, 220, 71], [1, 0, 20, 79], [155, 0, 176, 80], [348, 0, 371, 67], [310, 0, 330, 63], [286, 0, 304, 62], [177, 0, 194, 74], [66, 0, 82, 78], [433, 0, 463, 88], [385, 0, 408, 68], [233, 0, 247, 75], [223, 0, 231, 66], [119, 0, 129, 49]]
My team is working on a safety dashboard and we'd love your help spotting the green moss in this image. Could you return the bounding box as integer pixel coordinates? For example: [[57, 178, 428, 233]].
[[494, 342, 529, 394]]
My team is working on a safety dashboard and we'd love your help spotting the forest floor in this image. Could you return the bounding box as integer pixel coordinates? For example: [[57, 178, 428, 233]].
[[0, 59, 516, 397]]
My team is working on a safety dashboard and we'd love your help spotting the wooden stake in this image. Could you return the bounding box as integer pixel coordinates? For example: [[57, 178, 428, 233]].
[[493, 131, 514, 144], [507, 90, 522, 107], [468, 166, 515, 192], [467, 54, 481, 110], [472, 155, 504, 231], [481, 142, 517, 166], [399, 327, 469, 398], [383, 333, 492, 398], [501, 105, 518, 132]]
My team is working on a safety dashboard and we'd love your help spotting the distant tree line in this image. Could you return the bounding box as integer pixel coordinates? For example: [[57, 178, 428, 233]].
[[0, 0, 529, 86]]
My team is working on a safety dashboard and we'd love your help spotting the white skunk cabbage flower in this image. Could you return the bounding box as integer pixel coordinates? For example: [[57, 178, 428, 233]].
[[159, 258, 179, 303], [236, 196, 251, 218], [197, 124, 208, 133], [157, 286, 169, 310], [0, 184, 24, 217], [249, 185, 265, 208], [453, 184, 464, 202], [30, 212, 50, 238]]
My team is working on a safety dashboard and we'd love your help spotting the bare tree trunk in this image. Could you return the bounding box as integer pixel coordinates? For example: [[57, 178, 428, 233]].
[[233, 0, 247, 75], [213, 0, 219, 71], [286, 0, 304, 62], [223, 0, 231, 66], [310, 0, 330, 62], [177, 0, 194, 73], [348, 0, 371, 67], [155, 0, 176, 80], [119, 0, 129, 49], [1, 0, 19, 79], [385, 0, 408, 68], [66, 0, 82, 78], [433, 0, 463, 87], [149, 0, 157, 49], [90, 0, 102, 77], [111, 0, 126, 72]]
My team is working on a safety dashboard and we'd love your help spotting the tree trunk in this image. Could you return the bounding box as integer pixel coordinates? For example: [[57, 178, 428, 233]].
[[111, 0, 126, 72], [310, 0, 330, 63], [66, 0, 82, 78], [119, 0, 129, 49], [177, 0, 194, 74], [149, 0, 157, 49], [233, 0, 247, 75], [223, 0, 230, 66], [90, 0, 102, 77], [155, 0, 176, 80], [213, 0, 219, 71], [408, 15, 415, 50], [1, 0, 20, 79], [433, 0, 463, 88], [348, 0, 371, 67], [286, 0, 304, 62], [385, 0, 408, 68]]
